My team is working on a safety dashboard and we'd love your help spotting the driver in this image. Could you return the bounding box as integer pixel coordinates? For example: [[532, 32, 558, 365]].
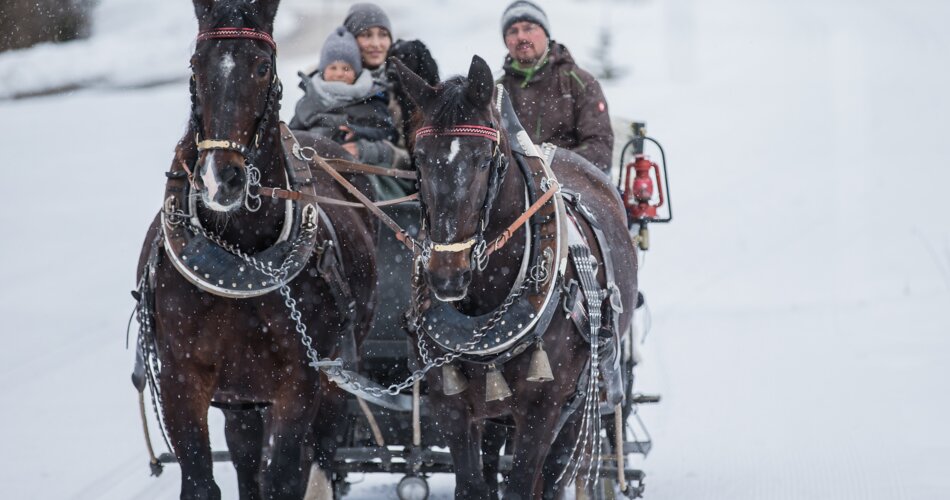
[[497, 0, 614, 174]]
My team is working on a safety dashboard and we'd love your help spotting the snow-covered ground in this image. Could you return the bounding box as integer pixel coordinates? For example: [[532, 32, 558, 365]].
[[1, 0, 948, 498]]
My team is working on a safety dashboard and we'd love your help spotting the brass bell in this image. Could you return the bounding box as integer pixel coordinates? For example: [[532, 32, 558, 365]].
[[485, 364, 512, 402], [526, 343, 554, 383], [441, 363, 469, 396]]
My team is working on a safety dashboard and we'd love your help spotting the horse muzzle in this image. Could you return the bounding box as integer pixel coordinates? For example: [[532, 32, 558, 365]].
[[196, 151, 247, 212], [425, 253, 473, 302]]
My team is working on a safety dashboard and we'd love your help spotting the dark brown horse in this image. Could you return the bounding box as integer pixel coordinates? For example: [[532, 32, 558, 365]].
[[134, 1, 377, 498], [391, 56, 638, 499]]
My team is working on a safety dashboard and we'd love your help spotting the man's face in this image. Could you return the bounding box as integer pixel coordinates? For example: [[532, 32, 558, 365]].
[[504, 21, 548, 65]]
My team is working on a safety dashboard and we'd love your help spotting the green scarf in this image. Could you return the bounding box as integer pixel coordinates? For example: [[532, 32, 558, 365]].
[[509, 46, 550, 88]]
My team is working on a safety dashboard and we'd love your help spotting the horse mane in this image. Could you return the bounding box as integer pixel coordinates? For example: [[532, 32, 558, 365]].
[[199, 0, 275, 32], [427, 76, 489, 130]]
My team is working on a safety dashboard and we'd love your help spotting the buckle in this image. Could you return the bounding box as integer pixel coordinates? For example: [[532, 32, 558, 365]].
[[607, 282, 624, 313]]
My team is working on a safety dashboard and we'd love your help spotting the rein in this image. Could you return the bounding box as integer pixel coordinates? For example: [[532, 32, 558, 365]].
[[485, 178, 559, 256], [257, 157, 418, 207], [278, 123, 551, 264], [268, 129, 554, 262]]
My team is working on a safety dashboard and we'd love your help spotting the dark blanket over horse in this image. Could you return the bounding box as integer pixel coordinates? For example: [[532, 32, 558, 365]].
[[134, 1, 377, 499], [392, 56, 638, 499]]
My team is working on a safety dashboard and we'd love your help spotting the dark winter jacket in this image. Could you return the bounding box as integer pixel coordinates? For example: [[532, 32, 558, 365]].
[[499, 42, 613, 172], [289, 69, 398, 166]]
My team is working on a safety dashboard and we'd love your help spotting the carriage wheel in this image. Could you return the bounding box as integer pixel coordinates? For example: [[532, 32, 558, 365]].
[[396, 474, 429, 500]]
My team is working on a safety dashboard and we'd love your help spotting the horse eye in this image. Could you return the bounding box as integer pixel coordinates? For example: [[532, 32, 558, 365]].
[[479, 158, 492, 170], [257, 62, 271, 77]]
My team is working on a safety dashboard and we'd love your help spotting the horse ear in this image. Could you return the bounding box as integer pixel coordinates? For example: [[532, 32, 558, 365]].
[[193, 0, 214, 21], [465, 55, 494, 110], [259, 0, 281, 32], [390, 56, 436, 109]]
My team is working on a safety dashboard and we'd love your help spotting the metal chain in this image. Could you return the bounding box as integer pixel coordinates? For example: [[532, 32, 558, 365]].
[[171, 214, 537, 398], [170, 210, 309, 282]]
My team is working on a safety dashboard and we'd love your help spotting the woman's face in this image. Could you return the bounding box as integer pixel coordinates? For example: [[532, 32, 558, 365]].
[[355, 26, 392, 69]]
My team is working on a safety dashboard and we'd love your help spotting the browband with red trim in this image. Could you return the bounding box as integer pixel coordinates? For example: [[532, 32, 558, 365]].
[[196, 27, 277, 52], [415, 125, 500, 143]]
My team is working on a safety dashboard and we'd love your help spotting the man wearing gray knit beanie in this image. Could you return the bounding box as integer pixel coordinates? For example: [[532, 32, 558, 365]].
[[498, 0, 614, 173]]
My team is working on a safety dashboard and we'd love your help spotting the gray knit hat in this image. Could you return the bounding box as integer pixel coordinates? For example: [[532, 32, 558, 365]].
[[319, 26, 362, 74], [501, 0, 550, 38], [343, 3, 393, 37]]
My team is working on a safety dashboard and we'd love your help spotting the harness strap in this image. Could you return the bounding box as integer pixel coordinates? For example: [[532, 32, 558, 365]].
[[486, 179, 560, 256], [196, 27, 277, 52], [259, 186, 418, 208], [323, 158, 418, 179], [306, 150, 417, 251], [196, 139, 250, 156]]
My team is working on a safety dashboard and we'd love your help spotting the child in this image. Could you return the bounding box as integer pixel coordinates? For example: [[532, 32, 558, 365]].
[[289, 26, 397, 166]]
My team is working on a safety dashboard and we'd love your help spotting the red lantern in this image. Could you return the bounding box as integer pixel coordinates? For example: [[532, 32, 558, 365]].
[[623, 154, 665, 221]]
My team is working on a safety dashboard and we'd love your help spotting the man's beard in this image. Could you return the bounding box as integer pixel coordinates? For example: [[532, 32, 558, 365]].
[[515, 42, 545, 65]]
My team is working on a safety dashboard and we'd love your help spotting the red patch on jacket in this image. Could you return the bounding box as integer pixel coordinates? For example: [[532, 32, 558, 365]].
[[598, 101, 606, 112]]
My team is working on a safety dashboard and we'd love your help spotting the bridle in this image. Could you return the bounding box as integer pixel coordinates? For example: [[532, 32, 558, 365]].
[[189, 27, 283, 212], [413, 124, 509, 271]]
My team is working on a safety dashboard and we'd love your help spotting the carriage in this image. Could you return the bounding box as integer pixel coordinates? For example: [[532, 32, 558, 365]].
[[140, 120, 669, 500], [132, 3, 671, 498]]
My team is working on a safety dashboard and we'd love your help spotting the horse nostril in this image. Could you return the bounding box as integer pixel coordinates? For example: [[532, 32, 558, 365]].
[[220, 165, 244, 185]]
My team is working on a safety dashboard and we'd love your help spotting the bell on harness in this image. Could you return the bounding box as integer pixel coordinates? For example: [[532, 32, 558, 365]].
[[442, 363, 469, 395], [526, 342, 554, 382], [485, 364, 512, 402]]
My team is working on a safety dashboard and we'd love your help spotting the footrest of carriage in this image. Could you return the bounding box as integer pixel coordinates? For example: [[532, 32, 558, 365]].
[[631, 393, 661, 405], [333, 446, 455, 474], [622, 440, 652, 455], [596, 467, 646, 498]]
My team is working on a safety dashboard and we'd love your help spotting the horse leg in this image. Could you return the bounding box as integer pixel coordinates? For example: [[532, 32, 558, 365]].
[[260, 391, 318, 500], [160, 367, 220, 500], [434, 406, 492, 500], [304, 384, 349, 500], [504, 411, 563, 500], [223, 407, 265, 500], [482, 422, 510, 498], [541, 420, 578, 500]]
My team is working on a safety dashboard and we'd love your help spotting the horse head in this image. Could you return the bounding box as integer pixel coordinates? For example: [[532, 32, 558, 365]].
[[393, 55, 509, 302], [189, 0, 281, 212]]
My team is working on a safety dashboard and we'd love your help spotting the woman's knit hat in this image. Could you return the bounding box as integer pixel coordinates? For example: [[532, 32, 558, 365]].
[[343, 3, 393, 36], [319, 26, 363, 74]]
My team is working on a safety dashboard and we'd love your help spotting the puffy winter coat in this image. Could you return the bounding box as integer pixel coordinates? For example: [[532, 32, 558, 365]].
[[288, 69, 398, 166], [499, 42, 613, 172]]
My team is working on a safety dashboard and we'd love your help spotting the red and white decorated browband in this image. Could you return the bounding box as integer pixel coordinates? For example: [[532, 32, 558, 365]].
[[415, 125, 500, 143], [196, 27, 277, 52]]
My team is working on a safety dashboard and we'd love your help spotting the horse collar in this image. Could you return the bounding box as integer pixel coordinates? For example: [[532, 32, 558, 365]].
[[161, 124, 324, 299]]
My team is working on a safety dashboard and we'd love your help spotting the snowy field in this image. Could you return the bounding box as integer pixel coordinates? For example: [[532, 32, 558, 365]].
[[1, 0, 949, 498]]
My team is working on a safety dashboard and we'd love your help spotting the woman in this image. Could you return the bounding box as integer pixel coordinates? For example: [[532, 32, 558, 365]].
[[343, 2, 440, 195]]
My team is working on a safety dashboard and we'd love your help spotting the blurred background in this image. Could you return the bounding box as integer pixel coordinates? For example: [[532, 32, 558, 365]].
[[1, 0, 948, 498]]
